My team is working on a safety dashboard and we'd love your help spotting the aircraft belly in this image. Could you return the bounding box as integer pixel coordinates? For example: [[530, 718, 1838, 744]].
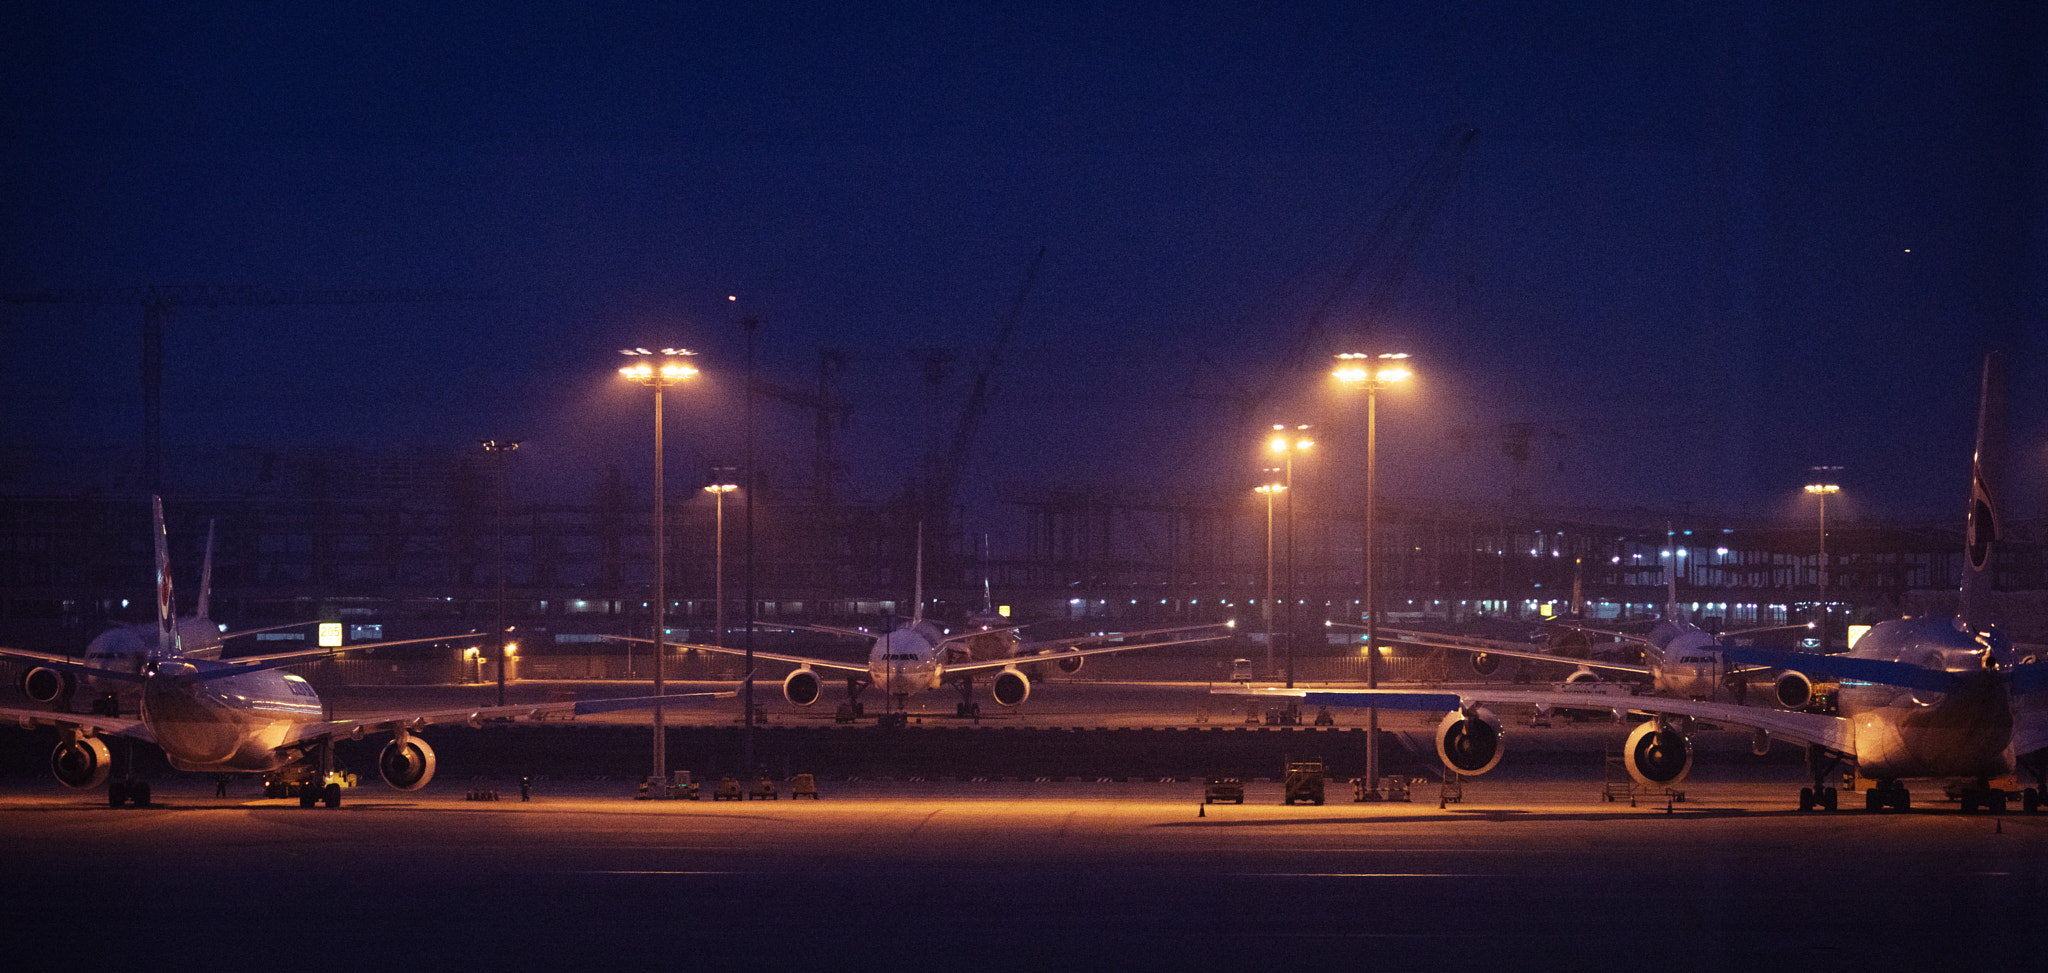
[[1850, 693, 2012, 781], [145, 677, 321, 772]]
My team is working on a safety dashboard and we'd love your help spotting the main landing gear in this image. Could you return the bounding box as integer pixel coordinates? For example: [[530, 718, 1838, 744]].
[[1799, 745, 1843, 812], [1864, 780, 1910, 812], [953, 675, 981, 719]]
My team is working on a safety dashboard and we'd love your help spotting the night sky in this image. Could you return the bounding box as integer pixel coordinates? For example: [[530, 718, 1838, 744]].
[[4, 3, 2042, 540]]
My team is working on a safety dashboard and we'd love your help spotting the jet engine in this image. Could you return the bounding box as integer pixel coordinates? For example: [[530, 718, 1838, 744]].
[[1469, 653, 1500, 677], [51, 736, 112, 789], [1054, 650, 1085, 675], [378, 735, 437, 790], [1434, 708, 1504, 776], [783, 667, 822, 706], [17, 666, 75, 704], [1623, 721, 1692, 787], [991, 667, 1031, 706], [1773, 671, 1814, 710]]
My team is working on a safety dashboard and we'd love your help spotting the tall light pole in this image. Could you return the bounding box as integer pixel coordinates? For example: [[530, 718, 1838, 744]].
[[741, 311, 758, 775], [1335, 351, 1411, 800], [1255, 476, 1285, 679], [620, 347, 699, 790], [1805, 468, 1841, 650], [705, 477, 738, 647], [1269, 425, 1312, 688], [481, 439, 521, 707]]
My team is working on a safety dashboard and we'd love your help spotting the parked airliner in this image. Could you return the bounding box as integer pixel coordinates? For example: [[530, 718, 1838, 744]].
[[1231, 354, 2046, 813], [1, 498, 731, 807]]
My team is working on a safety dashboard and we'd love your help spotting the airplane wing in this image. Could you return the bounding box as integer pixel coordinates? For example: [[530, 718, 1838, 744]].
[[750, 620, 874, 640], [0, 647, 149, 682], [606, 636, 873, 676], [1215, 684, 1857, 755], [1371, 626, 1651, 677], [1003, 621, 1236, 656], [945, 626, 1233, 677], [1, 705, 153, 742], [280, 690, 737, 750], [202, 631, 489, 678]]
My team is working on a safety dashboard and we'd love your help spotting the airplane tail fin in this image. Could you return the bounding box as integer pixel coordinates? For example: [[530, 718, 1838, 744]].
[[195, 518, 216, 621], [1962, 352, 2005, 630], [912, 521, 925, 626], [1664, 524, 1680, 622], [151, 496, 180, 659]]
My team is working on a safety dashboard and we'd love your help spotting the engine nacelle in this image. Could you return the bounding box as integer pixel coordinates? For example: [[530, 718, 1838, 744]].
[[991, 667, 1031, 707], [51, 736, 112, 789], [1623, 721, 1693, 787], [1469, 653, 1501, 677], [1774, 671, 1814, 710], [783, 667, 823, 706], [378, 735, 438, 790], [1054, 651, 1085, 675], [1435, 708, 1505, 776], [17, 666, 75, 704], [1564, 667, 1599, 685]]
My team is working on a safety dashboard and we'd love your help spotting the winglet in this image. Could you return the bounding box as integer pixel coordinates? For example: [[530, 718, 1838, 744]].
[[151, 496, 179, 659]]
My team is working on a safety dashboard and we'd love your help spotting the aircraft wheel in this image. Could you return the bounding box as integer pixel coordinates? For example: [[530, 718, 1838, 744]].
[[109, 781, 129, 807], [1894, 787, 1910, 811], [2023, 788, 2041, 813], [323, 783, 342, 808], [1962, 790, 1980, 813], [1820, 787, 1837, 811], [131, 782, 151, 807], [1988, 790, 2006, 814], [1798, 787, 1814, 811], [299, 787, 317, 808], [1865, 789, 1883, 812]]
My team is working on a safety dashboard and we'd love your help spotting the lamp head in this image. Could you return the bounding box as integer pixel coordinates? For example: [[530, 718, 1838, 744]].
[[619, 348, 700, 385], [1334, 352, 1412, 385]]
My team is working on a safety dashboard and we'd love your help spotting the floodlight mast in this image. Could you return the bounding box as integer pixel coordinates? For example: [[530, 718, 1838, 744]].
[[1805, 468, 1843, 649], [620, 347, 699, 788], [1335, 352, 1410, 800]]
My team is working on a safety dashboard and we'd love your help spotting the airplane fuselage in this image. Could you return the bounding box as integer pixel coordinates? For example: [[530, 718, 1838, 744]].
[[81, 617, 227, 696], [1642, 621, 1725, 700], [140, 660, 325, 773], [868, 626, 946, 697], [1836, 615, 2013, 782]]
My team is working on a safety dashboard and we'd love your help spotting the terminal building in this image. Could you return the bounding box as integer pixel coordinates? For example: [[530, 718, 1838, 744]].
[[3, 442, 2043, 680]]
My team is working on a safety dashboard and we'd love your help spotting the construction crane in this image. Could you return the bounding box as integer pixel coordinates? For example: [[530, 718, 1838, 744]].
[[5, 285, 492, 490], [924, 246, 1045, 554], [1196, 124, 1476, 430], [748, 348, 852, 507]]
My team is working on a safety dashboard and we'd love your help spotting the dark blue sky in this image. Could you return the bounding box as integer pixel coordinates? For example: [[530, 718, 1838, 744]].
[[4, 3, 2042, 534]]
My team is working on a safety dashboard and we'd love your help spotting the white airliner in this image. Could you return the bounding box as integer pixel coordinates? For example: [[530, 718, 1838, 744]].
[[691, 615, 1232, 724], [622, 546, 1233, 723], [1229, 354, 2047, 813], [1352, 540, 1820, 708], [1, 498, 731, 807], [11, 519, 442, 717]]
